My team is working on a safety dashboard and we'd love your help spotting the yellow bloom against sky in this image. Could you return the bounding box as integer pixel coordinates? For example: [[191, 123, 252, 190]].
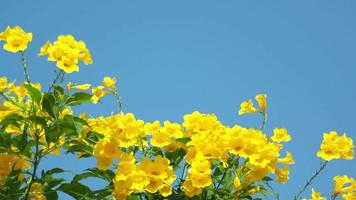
[[0, 26, 32, 53], [1, 1, 356, 198], [317, 131, 354, 161], [38, 35, 92, 73]]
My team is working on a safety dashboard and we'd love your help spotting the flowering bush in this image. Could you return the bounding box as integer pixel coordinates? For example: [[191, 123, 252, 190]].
[[0, 25, 355, 200]]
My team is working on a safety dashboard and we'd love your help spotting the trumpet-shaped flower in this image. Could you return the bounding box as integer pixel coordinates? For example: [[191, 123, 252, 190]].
[[271, 128, 291, 143], [0, 26, 32, 53], [317, 131, 354, 161]]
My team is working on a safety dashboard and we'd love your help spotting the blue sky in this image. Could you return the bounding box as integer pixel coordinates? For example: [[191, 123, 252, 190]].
[[1, 1, 356, 199]]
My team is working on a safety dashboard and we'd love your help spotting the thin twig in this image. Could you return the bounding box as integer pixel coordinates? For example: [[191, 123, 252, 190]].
[[294, 161, 329, 200], [20, 52, 31, 83]]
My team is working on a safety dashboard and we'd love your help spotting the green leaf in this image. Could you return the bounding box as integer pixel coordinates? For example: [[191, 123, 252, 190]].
[[0, 169, 25, 199], [58, 182, 96, 199], [53, 85, 64, 95], [27, 116, 47, 127], [42, 93, 56, 119], [0, 132, 11, 149], [165, 148, 186, 169], [23, 83, 42, 104], [127, 196, 142, 200], [45, 125, 62, 144], [12, 129, 28, 152], [94, 187, 113, 199], [72, 168, 114, 183], [66, 92, 92, 106], [262, 176, 273, 182], [44, 168, 65, 176], [0, 114, 23, 130], [176, 137, 191, 144], [60, 115, 83, 136], [85, 132, 104, 145], [45, 190, 58, 200], [64, 142, 93, 155]]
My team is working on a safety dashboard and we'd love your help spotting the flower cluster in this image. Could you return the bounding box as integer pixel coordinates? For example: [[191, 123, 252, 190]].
[[26, 183, 46, 200], [39, 35, 93, 73], [0, 154, 31, 186], [113, 154, 176, 199], [92, 113, 145, 169], [0, 26, 32, 53], [333, 175, 356, 199], [317, 131, 354, 161], [90, 107, 296, 199], [91, 76, 117, 104], [239, 94, 267, 115], [0, 25, 355, 200]]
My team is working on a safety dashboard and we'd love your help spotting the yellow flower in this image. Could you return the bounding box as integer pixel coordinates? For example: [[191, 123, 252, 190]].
[[255, 94, 267, 112], [161, 121, 184, 138], [91, 86, 111, 104], [275, 165, 290, 184], [317, 131, 354, 161], [39, 34, 92, 73], [238, 99, 259, 115], [159, 185, 173, 197], [333, 175, 356, 196], [182, 178, 202, 197], [102, 76, 116, 89], [311, 188, 326, 200], [148, 121, 184, 147], [0, 101, 19, 122], [278, 152, 295, 165], [0, 154, 31, 181], [93, 139, 122, 170], [234, 176, 241, 190], [137, 156, 176, 195], [59, 107, 73, 119], [126, 170, 149, 191], [271, 128, 291, 143], [27, 182, 47, 200], [341, 192, 356, 200], [38, 41, 50, 56], [0, 26, 32, 53], [72, 83, 91, 91], [188, 158, 212, 188], [0, 77, 8, 92]]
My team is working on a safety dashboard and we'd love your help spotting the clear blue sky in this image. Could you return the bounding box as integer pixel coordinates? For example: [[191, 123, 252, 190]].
[[1, 1, 356, 199]]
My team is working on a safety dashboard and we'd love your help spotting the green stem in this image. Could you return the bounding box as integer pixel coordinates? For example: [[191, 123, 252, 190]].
[[112, 89, 123, 113], [138, 135, 147, 157], [20, 52, 31, 84], [294, 161, 329, 200], [265, 182, 280, 200], [23, 133, 41, 200], [211, 170, 228, 200], [180, 163, 188, 181], [48, 70, 64, 92], [260, 112, 267, 131], [331, 194, 337, 200]]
